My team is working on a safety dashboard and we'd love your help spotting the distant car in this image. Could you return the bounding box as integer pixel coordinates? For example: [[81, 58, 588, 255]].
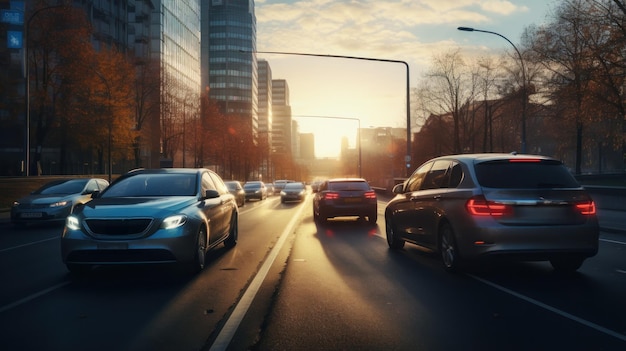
[[243, 181, 267, 201], [313, 178, 378, 224], [225, 181, 245, 207], [273, 180, 293, 193], [61, 168, 238, 274], [310, 180, 324, 193], [266, 183, 275, 196], [281, 182, 307, 203], [384, 153, 599, 273], [11, 178, 109, 226]]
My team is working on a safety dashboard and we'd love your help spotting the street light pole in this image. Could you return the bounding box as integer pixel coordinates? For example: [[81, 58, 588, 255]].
[[241, 50, 412, 176], [293, 115, 361, 177], [458, 27, 527, 153], [23, 4, 66, 176]]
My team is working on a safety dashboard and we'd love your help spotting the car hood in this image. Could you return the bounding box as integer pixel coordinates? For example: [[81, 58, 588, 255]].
[[74, 196, 198, 218], [18, 194, 75, 204]]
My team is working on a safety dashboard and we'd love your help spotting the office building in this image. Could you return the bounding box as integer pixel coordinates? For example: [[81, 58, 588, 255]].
[[203, 0, 258, 142]]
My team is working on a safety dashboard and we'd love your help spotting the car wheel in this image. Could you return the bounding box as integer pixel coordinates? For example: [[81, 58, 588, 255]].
[[368, 212, 377, 225], [550, 255, 584, 273], [193, 226, 208, 273], [224, 214, 238, 248], [439, 222, 462, 272], [385, 216, 405, 249]]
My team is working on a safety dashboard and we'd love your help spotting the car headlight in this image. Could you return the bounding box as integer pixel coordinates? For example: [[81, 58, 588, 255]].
[[280, 191, 286, 196], [50, 201, 69, 208], [161, 215, 187, 229], [66, 215, 81, 230]]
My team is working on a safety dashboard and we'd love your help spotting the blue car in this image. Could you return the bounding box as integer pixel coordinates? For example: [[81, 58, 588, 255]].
[[61, 168, 238, 274], [11, 178, 109, 226]]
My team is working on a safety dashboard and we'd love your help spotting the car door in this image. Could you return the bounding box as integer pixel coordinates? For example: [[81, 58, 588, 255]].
[[409, 160, 454, 248], [209, 171, 236, 236], [201, 172, 228, 245], [389, 161, 432, 242]]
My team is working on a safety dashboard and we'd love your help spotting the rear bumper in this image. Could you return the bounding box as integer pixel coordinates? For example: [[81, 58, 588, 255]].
[[455, 221, 600, 260]]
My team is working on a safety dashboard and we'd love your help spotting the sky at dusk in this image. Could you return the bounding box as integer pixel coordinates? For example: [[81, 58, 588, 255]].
[[254, 0, 558, 158]]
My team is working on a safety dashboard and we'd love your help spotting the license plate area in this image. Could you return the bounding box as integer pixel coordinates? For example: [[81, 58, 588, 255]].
[[97, 242, 129, 250], [20, 212, 43, 218]]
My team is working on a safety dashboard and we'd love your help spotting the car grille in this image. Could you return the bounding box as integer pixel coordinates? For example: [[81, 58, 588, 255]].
[[85, 218, 153, 235]]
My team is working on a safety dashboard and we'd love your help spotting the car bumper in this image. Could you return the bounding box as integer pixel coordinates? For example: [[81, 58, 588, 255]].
[[319, 203, 377, 218], [61, 225, 197, 265], [11, 206, 71, 224], [454, 220, 600, 260]]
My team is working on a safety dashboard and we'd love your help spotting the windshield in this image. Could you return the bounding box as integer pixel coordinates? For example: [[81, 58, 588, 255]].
[[244, 183, 262, 189], [102, 174, 197, 197], [284, 183, 304, 190], [35, 179, 88, 195], [475, 160, 580, 189]]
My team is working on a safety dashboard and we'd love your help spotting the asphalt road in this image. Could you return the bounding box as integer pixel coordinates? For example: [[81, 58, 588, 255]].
[[0, 193, 625, 351]]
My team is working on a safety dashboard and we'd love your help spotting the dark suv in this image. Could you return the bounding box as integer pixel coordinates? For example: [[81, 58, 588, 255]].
[[313, 178, 378, 224], [384, 153, 599, 273]]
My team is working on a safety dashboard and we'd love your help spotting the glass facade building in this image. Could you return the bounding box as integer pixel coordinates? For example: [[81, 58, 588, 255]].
[[204, 0, 258, 141]]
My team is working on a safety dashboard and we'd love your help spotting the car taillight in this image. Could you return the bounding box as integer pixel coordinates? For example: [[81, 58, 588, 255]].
[[466, 196, 512, 216], [324, 192, 340, 200], [575, 201, 596, 215], [364, 191, 376, 199]]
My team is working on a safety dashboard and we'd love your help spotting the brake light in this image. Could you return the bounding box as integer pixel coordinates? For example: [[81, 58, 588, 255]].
[[324, 192, 340, 200], [364, 191, 376, 199], [466, 196, 512, 216], [575, 201, 596, 215]]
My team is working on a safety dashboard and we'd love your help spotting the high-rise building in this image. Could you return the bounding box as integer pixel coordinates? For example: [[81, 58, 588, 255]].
[[271, 79, 292, 155], [257, 59, 273, 178], [203, 0, 258, 142], [148, 0, 202, 167]]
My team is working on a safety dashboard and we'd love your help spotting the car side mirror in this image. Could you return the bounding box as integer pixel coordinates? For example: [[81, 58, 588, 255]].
[[392, 183, 405, 194], [204, 189, 220, 199]]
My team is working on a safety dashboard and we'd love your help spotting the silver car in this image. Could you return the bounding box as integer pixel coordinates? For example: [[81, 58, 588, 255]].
[[384, 153, 599, 273], [61, 168, 238, 274], [11, 178, 109, 226]]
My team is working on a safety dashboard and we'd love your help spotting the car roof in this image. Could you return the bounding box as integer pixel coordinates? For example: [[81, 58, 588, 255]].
[[126, 168, 206, 175], [428, 153, 556, 164], [327, 178, 368, 183]]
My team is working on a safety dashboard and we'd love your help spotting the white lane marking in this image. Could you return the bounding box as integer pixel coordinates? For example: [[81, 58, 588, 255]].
[[0, 237, 59, 253], [469, 274, 626, 342], [209, 196, 307, 351], [0, 281, 71, 314], [600, 238, 626, 245]]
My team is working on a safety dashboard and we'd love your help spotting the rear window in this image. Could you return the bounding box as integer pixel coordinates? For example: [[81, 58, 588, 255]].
[[474, 160, 580, 189], [328, 181, 371, 191]]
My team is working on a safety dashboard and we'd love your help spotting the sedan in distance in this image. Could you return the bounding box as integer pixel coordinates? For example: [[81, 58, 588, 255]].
[[11, 178, 109, 226], [243, 181, 267, 201], [61, 168, 238, 274], [225, 180, 245, 207], [281, 182, 307, 203], [313, 178, 378, 224], [385, 153, 599, 273]]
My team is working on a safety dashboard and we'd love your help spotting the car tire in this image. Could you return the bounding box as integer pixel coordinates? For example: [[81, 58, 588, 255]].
[[187, 226, 208, 274], [224, 214, 238, 248], [439, 222, 462, 272], [550, 255, 584, 273], [385, 216, 405, 249], [368, 212, 377, 225]]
